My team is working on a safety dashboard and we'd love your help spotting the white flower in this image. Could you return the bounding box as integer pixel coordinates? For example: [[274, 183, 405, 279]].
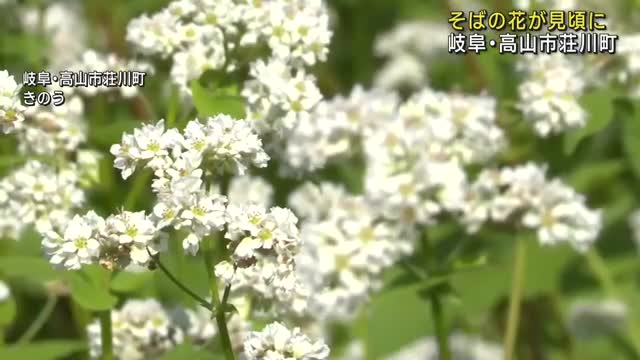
[[111, 120, 182, 179], [228, 175, 274, 208], [243, 322, 330, 360], [0, 281, 11, 302], [44, 211, 103, 270], [517, 54, 587, 137], [385, 334, 503, 360], [0, 70, 25, 134], [568, 299, 628, 339], [88, 299, 184, 360]]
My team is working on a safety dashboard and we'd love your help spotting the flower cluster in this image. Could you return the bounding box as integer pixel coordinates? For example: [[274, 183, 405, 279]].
[[0, 280, 10, 303], [215, 204, 306, 313], [88, 299, 184, 360], [363, 88, 502, 225], [111, 115, 268, 180], [385, 334, 503, 360], [243, 321, 330, 360], [616, 33, 640, 98], [289, 182, 415, 321], [42, 210, 165, 270], [461, 163, 602, 251], [517, 54, 587, 137], [126, 0, 331, 132], [0, 70, 25, 134], [568, 299, 628, 339], [19, 96, 86, 155], [0, 160, 85, 239], [373, 21, 449, 90], [18, 2, 88, 71], [281, 86, 399, 173]]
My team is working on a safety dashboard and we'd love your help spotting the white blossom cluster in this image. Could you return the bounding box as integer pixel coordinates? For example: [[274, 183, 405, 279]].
[[87, 298, 328, 360], [65, 50, 154, 98], [126, 0, 331, 132], [111, 115, 268, 181], [461, 163, 602, 251], [363, 89, 503, 225], [18, 2, 88, 71], [42, 210, 166, 271], [384, 334, 503, 360], [243, 321, 330, 360], [373, 21, 449, 90], [616, 34, 640, 98], [288, 182, 415, 321], [0, 70, 25, 134], [88, 299, 185, 360], [0, 160, 85, 239], [215, 204, 307, 314], [227, 175, 274, 207], [0, 280, 10, 302], [517, 54, 587, 137], [19, 96, 86, 155], [568, 299, 628, 339], [281, 86, 399, 173], [111, 115, 269, 254]]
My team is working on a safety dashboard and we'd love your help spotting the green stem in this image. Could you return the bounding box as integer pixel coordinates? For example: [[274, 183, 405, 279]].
[[203, 237, 236, 360], [147, 248, 212, 310], [585, 249, 640, 357], [430, 293, 452, 360], [504, 236, 527, 360], [98, 310, 113, 360], [421, 232, 451, 360], [16, 295, 57, 344]]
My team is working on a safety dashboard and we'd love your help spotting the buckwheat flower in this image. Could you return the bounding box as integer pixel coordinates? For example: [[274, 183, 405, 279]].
[[19, 2, 88, 71], [517, 54, 587, 137], [386, 334, 503, 360], [177, 193, 227, 252], [0, 281, 11, 302], [101, 211, 165, 269], [200, 115, 270, 174], [373, 21, 449, 90], [19, 95, 86, 155], [244, 58, 322, 131], [126, 10, 181, 56], [290, 182, 415, 320], [88, 299, 184, 360], [43, 211, 103, 270], [226, 204, 300, 264], [244, 322, 330, 360], [228, 175, 274, 207], [521, 179, 602, 252], [1, 160, 85, 239], [568, 299, 628, 339], [111, 120, 182, 179], [0, 70, 25, 134], [616, 33, 640, 98], [629, 210, 640, 252]]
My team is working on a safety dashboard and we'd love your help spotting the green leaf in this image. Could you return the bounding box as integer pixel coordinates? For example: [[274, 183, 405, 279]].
[[621, 101, 640, 179], [0, 256, 59, 284], [65, 266, 117, 311], [190, 80, 246, 119], [563, 88, 617, 155], [0, 296, 16, 328], [566, 160, 625, 193], [0, 340, 86, 360], [110, 270, 154, 293], [89, 120, 140, 147]]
